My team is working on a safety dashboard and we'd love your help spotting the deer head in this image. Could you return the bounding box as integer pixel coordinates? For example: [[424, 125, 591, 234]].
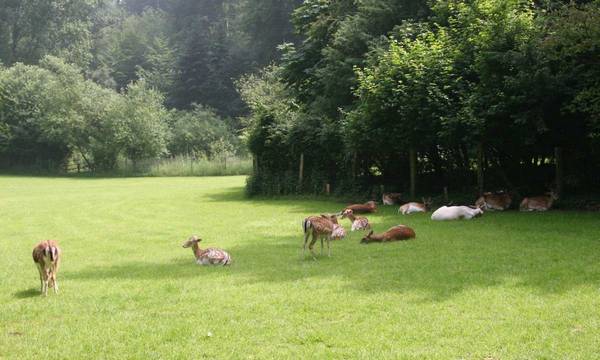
[[182, 235, 201, 248], [361, 230, 374, 244]]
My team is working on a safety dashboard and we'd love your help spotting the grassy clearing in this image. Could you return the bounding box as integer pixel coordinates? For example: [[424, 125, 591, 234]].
[[1, 176, 599, 359]]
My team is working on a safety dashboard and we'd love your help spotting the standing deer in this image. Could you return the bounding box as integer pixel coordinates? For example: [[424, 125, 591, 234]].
[[344, 201, 377, 214], [398, 197, 432, 215], [520, 191, 559, 211], [382, 193, 403, 205], [361, 225, 416, 244], [182, 235, 232, 266], [475, 192, 512, 211], [32, 240, 61, 296], [341, 209, 371, 231], [302, 214, 341, 259]]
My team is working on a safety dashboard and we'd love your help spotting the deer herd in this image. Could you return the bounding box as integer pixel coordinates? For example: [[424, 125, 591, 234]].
[[301, 189, 561, 259], [29, 188, 560, 295]]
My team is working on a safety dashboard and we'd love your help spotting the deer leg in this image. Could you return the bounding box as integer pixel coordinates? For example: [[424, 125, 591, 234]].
[[327, 237, 331, 257], [309, 237, 318, 260], [37, 265, 44, 294], [303, 231, 310, 258], [320, 236, 324, 255]]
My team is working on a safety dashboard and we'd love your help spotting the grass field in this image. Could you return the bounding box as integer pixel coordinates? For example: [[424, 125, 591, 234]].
[[1, 176, 600, 359]]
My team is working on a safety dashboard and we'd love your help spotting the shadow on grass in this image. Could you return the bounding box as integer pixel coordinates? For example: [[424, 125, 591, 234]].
[[14, 288, 40, 299]]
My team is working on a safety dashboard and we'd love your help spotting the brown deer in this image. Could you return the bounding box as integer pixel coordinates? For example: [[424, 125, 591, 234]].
[[361, 225, 416, 244], [302, 214, 340, 259], [398, 197, 432, 215], [382, 193, 403, 205], [344, 200, 377, 214], [475, 192, 512, 211], [32, 240, 61, 296], [520, 191, 559, 211], [341, 209, 371, 231], [182, 235, 232, 266]]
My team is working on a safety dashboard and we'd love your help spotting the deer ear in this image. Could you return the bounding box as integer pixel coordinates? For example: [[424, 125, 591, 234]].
[[368, 230, 373, 236]]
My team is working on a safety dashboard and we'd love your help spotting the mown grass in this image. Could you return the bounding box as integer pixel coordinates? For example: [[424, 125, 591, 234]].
[[1, 176, 599, 359]]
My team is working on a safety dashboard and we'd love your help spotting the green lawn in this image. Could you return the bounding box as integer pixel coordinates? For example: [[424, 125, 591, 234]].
[[1, 176, 599, 359]]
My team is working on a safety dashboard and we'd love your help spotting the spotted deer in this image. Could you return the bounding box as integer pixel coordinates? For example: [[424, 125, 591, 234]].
[[399, 197, 432, 215], [361, 225, 416, 244], [32, 240, 61, 296], [302, 214, 341, 259], [182, 235, 232, 266], [382, 193, 403, 205], [520, 191, 558, 211], [341, 209, 371, 231], [475, 192, 512, 211], [344, 201, 377, 214]]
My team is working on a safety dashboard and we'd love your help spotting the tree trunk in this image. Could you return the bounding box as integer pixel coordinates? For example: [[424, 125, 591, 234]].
[[409, 147, 416, 198], [298, 153, 304, 190], [555, 146, 563, 196], [477, 142, 484, 195]]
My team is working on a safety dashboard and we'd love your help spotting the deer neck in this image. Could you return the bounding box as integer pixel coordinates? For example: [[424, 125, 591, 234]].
[[368, 233, 385, 242], [345, 213, 356, 222], [192, 243, 203, 259]]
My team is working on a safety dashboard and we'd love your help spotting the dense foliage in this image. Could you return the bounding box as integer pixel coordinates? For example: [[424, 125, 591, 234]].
[[0, 0, 300, 171], [244, 0, 600, 197]]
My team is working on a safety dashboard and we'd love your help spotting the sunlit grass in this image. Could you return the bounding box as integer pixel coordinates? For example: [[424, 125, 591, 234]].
[[1, 176, 599, 358]]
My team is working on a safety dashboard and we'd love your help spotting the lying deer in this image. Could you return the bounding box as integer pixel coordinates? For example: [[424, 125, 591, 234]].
[[520, 191, 558, 211], [302, 214, 341, 259], [399, 197, 432, 215], [382, 193, 403, 205], [361, 225, 416, 244], [341, 209, 371, 231], [431, 205, 483, 221], [182, 235, 232, 266], [32, 240, 61, 296], [344, 201, 377, 214], [475, 192, 512, 211]]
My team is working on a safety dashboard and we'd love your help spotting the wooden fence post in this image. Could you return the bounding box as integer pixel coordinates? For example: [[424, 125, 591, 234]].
[[409, 147, 416, 198], [555, 146, 563, 196]]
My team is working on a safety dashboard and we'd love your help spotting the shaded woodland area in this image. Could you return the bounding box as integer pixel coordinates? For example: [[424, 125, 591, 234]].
[[0, 0, 599, 200]]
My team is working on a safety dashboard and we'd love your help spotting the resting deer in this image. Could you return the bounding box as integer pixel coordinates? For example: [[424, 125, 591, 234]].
[[344, 201, 377, 214], [302, 214, 341, 259], [399, 197, 432, 215], [182, 235, 232, 266], [520, 191, 558, 211], [341, 209, 371, 231], [32, 240, 61, 296], [382, 193, 403, 205], [431, 205, 483, 221], [361, 225, 416, 244], [475, 192, 512, 211]]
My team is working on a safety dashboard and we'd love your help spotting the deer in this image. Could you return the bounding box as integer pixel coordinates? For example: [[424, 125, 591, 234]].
[[344, 200, 377, 214], [520, 191, 559, 211], [302, 214, 342, 259], [182, 235, 232, 266], [475, 191, 512, 211], [398, 197, 432, 215], [340, 208, 371, 231], [382, 193, 403, 205], [32, 240, 61, 296], [361, 225, 416, 244], [431, 205, 483, 221]]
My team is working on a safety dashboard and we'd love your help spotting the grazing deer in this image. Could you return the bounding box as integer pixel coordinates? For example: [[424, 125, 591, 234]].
[[302, 214, 340, 259], [431, 206, 483, 221], [520, 191, 559, 211], [32, 240, 61, 296], [344, 201, 377, 214], [475, 192, 512, 211], [382, 193, 403, 205], [182, 235, 232, 266], [361, 225, 416, 244], [399, 197, 432, 215], [341, 209, 371, 231]]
